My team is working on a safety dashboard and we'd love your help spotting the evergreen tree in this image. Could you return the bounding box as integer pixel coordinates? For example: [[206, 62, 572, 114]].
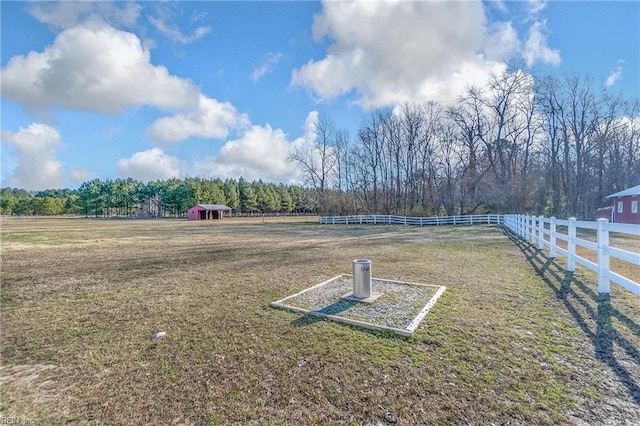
[[223, 179, 240, 211], [239, 179, 258, 213]]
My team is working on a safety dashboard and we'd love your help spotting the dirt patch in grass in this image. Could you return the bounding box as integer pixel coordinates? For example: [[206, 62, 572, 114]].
[[1, 217, 639, 424]]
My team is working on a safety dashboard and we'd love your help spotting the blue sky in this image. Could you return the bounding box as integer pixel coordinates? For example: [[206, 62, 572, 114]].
[[1, 0, 638, 191]]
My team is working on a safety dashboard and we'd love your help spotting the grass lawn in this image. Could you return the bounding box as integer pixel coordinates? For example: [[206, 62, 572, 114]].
[[1, 216, 639, 425]]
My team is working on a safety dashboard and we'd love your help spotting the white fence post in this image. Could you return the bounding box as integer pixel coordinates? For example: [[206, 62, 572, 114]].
[[597, 218, 611, 295], [549, 217, 556, 258], [567, 217, 576, 273], [538, 215, 544, 250]]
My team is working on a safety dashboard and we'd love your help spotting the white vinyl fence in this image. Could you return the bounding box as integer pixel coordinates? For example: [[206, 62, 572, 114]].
[[319, 213, 640, 296], [503, 215, 640, 296], [319, 214, 503, 226]]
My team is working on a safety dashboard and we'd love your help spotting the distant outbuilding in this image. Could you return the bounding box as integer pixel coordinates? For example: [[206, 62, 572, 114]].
[[187, 204, 232, 220], [603, 184, 640, 224]]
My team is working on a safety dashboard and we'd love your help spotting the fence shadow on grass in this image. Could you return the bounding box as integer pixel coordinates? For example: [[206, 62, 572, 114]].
[[290, 300, 356, 328], [290, 314, 326, 327], [504, 228, 640, 406], [289, 302, 407, 340]]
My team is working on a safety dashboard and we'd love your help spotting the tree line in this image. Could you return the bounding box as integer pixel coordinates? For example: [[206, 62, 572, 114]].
[[291, 70, 639, 219], [0, 178, 318, 217], [3, 70, 638, 220]]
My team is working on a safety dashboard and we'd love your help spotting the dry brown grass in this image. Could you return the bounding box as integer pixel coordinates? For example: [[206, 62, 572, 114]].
[[1, 216, 639, 425]]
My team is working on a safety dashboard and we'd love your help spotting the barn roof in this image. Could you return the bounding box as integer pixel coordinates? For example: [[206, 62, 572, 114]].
[[605, 184, 640, 198], [195, 204, 232, 211]]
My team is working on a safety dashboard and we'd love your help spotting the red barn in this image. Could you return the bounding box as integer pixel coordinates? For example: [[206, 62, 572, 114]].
[[604, 185, 640, 224], [187, 204, 231, 220]]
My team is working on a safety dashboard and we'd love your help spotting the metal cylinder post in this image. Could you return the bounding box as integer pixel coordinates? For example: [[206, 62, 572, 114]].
[[353, 259, 372, 298]]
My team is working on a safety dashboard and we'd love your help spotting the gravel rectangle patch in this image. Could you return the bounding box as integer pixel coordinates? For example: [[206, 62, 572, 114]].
[[272, 274, 446, 336]]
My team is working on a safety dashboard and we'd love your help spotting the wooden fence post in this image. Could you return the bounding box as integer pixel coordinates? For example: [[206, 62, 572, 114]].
[[567, 217, 576, 273], [549, 217, 556, 258], [597, 218, 611, 295]]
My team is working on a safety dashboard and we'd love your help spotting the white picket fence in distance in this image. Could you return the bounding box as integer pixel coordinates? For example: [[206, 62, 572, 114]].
[[319, 213, 640, 297], [503, 215, 640, 296]]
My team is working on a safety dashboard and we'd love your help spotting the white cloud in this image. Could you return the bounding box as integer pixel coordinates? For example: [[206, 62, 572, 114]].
[[484, 21, 520, 62], [193, 112, 319, 183], [291, 1, 511, 108], [28, 1, 141, 31], [148, 15, 212, 44], [523, 21, 561, 67], [526, 0, 548, 17], [1, 123, 64, 190], [251, 52, 283, 83], [490, 1, 509, 14], [70, 168, 93, 184], [300, 111, 319, 147], [606, 60, 624, 87], [194, 124, 299, 182], [117, 148, 184, 182], [147, 94, 249, 143], [1, 22, 247, 143], [1, 22, 198, 115]]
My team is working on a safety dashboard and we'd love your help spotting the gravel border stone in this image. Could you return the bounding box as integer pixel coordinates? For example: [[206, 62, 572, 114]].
[[272, 274, 446, 336]]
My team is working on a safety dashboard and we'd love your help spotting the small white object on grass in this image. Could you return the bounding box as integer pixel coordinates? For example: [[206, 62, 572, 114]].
[[155, 331, 166, 338]]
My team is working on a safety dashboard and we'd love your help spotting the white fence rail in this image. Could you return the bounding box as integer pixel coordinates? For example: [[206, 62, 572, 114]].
[[319, 214, 503, 226], [319, 213, 640, 296], [503, 214, 640, 296]]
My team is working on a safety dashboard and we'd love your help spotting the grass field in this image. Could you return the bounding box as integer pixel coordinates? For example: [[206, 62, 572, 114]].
[[1, 216, 639, 425]]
